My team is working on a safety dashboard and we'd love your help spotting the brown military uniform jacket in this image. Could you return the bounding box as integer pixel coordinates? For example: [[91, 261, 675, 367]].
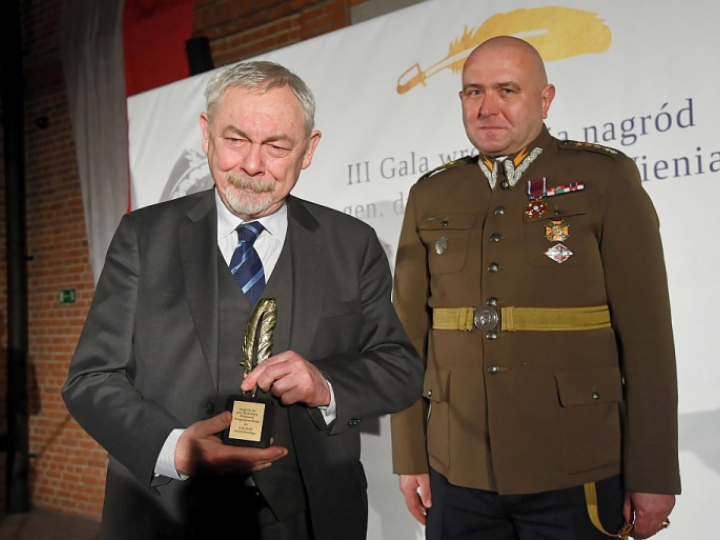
[[390, 126, 681, 496]]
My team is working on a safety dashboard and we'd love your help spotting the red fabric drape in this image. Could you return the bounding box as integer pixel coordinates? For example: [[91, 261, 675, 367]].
[[123, 0, 193, 97]]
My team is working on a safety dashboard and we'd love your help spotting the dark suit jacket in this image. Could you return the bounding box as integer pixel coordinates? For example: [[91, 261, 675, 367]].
[[63, 190, 422, 540]]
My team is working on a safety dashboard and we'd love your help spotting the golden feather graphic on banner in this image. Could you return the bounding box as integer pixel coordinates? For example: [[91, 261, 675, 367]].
[[397, 7, 612, 94]]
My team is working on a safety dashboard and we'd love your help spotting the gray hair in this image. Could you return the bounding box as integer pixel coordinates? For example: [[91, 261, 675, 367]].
[[204, 60, 316, 135]]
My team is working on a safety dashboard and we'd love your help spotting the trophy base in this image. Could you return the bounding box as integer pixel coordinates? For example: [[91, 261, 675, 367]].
[[222, 395, 274, 448]]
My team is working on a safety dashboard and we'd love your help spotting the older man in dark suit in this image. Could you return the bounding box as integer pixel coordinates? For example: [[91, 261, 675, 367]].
[[63, 61, 422, 540]]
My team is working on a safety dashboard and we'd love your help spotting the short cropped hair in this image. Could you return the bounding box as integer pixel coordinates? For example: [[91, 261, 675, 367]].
[[204, 60, 316, 135]]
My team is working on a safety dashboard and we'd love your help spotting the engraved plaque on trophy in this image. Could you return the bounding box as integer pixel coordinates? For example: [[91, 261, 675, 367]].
[[222, 298, 276, 448]]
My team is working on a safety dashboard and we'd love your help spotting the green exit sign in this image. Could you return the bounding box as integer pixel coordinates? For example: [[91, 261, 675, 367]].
[[59, 289, 76, 304]]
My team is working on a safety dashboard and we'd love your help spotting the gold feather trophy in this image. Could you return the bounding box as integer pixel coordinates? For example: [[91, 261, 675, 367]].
[[222, 298, 277, 448]]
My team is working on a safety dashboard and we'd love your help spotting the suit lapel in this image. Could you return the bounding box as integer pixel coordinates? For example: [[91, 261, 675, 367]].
[[179, 191, 220, 388], [287, 197, 326, 359]]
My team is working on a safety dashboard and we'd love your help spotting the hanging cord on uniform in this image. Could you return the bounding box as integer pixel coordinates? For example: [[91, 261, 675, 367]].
[[584, 482, 634, 539]]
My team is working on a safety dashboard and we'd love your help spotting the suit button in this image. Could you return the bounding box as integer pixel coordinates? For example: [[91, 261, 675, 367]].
[[592, 392, 600, 400], [205, 402, 215, 415], [427, 389, 433, 397], [487, 297, 498, 306], [487, 364, 499, 374], [488, 262, 499, 273], [490, 233, 501, 242], [495, 206, 505, 215], [500, 181, 510, 190]]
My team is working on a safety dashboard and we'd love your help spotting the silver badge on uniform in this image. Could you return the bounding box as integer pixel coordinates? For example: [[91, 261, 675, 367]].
[[545, 244, 573, 263], [435, 237, 448, 255]]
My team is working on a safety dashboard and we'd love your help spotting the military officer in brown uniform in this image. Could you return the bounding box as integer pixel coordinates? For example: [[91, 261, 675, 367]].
[[391, 36, 680, 540]]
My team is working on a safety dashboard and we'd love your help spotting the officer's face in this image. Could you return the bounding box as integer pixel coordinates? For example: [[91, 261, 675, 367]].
[[200, 85, 321, 219], [460, 41, 554, 156]]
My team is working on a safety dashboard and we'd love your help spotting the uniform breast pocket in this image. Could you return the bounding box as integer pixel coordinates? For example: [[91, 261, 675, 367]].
[[523, 193, 595, 266], [418, 211, 477, 275]]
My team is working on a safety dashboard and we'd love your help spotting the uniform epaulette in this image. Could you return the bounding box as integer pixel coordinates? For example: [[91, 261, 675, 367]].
[[560, 140, 624, 158], [419, 155, 476, 181]]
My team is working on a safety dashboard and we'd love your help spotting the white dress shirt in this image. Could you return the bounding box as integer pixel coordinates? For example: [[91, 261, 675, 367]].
[[154, 192, 336, 480]]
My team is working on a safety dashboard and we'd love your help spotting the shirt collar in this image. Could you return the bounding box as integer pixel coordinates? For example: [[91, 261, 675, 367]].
[[476, 125, 552, 190], [214, 188, 288, 242]]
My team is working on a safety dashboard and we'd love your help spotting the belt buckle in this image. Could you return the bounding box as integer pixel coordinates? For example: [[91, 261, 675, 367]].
[[473, 305, 499, 331]]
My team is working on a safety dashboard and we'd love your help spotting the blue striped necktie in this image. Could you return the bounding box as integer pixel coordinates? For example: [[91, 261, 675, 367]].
[[230, 222, 265, 306]]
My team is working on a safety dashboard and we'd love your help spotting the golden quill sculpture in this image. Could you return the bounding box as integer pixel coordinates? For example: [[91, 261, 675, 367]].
[[223, 298, 278, 447], [242, 298, 278, 397]]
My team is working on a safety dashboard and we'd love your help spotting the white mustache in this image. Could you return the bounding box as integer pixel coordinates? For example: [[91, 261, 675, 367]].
[[226, 173, 275, 193]]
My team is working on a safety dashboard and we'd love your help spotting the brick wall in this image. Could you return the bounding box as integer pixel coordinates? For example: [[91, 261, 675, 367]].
[[1, 0, 379, 521], [1, 0, 105, 519], [195, 0, 357, 66]]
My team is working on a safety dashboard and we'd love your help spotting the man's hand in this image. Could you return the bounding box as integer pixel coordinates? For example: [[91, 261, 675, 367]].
[[175, 412, 288, 477], [241, 351, 331, 408], [624, 492, 675, 539], [399, 474, 432, 525]]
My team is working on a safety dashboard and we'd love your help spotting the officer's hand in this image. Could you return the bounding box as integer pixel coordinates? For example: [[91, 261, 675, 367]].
[[241, 351, 331, 408], [399, 474, 432, 525], [175, 411, 288, 477], [624, 491, 675, 539]]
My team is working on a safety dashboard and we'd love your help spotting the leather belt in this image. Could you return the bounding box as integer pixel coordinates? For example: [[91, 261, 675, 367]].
[[432, 305, 611, 332]]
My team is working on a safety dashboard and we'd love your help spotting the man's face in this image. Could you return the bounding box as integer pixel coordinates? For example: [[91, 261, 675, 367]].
[[200, 85, 321, 219], [459, 44, 554, 156]]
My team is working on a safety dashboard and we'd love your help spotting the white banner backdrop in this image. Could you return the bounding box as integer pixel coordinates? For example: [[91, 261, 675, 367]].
[[128, 1, 720, 538]]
